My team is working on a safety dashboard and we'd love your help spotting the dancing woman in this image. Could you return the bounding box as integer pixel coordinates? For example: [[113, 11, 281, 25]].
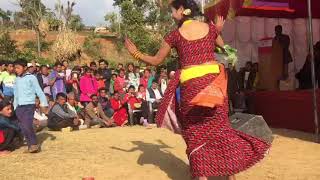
[[125, 0, 270, 179]]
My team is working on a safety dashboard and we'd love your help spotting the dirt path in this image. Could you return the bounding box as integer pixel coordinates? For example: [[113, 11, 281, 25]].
[[0, 127, 319, 180]]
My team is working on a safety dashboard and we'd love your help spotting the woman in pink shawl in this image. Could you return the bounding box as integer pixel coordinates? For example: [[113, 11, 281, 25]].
[[79, 67, 98, 105]]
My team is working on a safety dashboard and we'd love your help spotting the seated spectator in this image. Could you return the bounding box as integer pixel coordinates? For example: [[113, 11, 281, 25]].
[[33, 97, 48, 132], [85, 94, 114, 128], [66, 92, 87, 130], [110, 91, 128, 127], [98, 88, 114, 118], [48, 93, 80, 131], [124, 86, 141, 111], [0, 100, 22, 154], [45, 93, 55, 111], [136, 85, 146, 101], [146, 80, 163, 110]]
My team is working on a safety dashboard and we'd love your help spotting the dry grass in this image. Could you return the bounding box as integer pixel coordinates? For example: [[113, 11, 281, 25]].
[[9, 30, 132, 65], [0, 127, 320, 180]]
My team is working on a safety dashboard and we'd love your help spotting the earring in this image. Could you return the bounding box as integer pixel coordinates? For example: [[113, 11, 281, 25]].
[[183, 9, 191, 16]]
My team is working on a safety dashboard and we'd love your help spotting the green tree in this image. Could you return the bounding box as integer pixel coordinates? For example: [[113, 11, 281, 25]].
[[18, 0, 48, 57], [83, 33, 102, 60], [105, 12, 118, 33], [69, 14, 84, 31], [46, 11, 62, 31], [0, 31, 18, 61]]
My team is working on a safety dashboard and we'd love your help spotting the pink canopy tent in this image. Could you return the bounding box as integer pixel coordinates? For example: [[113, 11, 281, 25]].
[[204, 0, 320, 19], [203, 0, 319, 141]]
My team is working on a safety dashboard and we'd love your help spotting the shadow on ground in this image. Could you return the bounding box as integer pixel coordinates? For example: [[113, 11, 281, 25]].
[[111, 140, 190, 180], [271, 128, 318, 143], [111, 140, 229, 180], [37, 131, 56, 146]]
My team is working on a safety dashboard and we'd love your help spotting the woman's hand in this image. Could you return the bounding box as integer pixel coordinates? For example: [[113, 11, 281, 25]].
[[215, 16, 225, 32], [125, 38, 138, 56]]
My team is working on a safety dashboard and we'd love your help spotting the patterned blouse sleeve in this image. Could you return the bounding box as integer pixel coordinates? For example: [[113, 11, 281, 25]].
[[210, 23, 219, 40], [164, 30, 177, 48]]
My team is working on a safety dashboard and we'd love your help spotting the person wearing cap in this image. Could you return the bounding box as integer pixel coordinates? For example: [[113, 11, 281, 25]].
[[27, 63, 36, 74]]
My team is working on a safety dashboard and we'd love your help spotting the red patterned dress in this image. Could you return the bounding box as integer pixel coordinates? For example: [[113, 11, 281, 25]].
[[155, 23, 270, 177]]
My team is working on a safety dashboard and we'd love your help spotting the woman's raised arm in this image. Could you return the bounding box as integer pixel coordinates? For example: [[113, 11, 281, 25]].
[[125, 38, 171, 66]]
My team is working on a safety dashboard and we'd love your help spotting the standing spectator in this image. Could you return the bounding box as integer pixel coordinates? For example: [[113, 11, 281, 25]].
[[239, 61, 253, 91], [116, 63, 124, 74], [0, 61, 16, 100], [85, 94, 114, 128], [80, 67, 98, 106], [126, 63, 140, 91], [13, 58, 48, 153], [135, 66, 141, 78], [110, 91, 128, 127], [168, 71, 175, 83], [68, 72, 80, 101], [62, 60, 72, 81], [114, 68, 127, 96], [95, 71, 105, 89], [98, 59, 112, 91], [49, 62, 66, 100], [98, 88, 114, 118], [109, 74, 117, 95], [140, 69, 151, 89], [90, 61, 98, 71], [47, 93, 80, 131], [0, 100, 22, 154], [27, 63, 36, 74], [37, 65, 51, 96], [158, 68, 168, 95]]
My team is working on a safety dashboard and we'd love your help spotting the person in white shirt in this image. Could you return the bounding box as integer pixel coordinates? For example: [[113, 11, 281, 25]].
[[146, 80, 163, 111]]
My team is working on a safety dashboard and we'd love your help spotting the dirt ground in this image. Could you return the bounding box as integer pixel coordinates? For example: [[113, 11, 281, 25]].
[[0, 127, 319, 180]]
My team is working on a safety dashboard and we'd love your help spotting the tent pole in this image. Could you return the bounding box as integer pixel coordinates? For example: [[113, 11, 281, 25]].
[[307, 0, 319, 143]]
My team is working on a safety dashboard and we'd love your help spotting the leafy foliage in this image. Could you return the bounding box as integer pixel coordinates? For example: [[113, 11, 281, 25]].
[[83, 33, 102, 60], [23, 40, 53, 51], [0, 31, 19, 61], [69, 14, 84, 31]]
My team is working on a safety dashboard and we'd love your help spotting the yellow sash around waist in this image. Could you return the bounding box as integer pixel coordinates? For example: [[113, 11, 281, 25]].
[[180, 64, 220, 83]]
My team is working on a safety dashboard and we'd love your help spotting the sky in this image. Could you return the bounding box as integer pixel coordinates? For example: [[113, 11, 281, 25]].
[[0, 0, 118, 26]]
